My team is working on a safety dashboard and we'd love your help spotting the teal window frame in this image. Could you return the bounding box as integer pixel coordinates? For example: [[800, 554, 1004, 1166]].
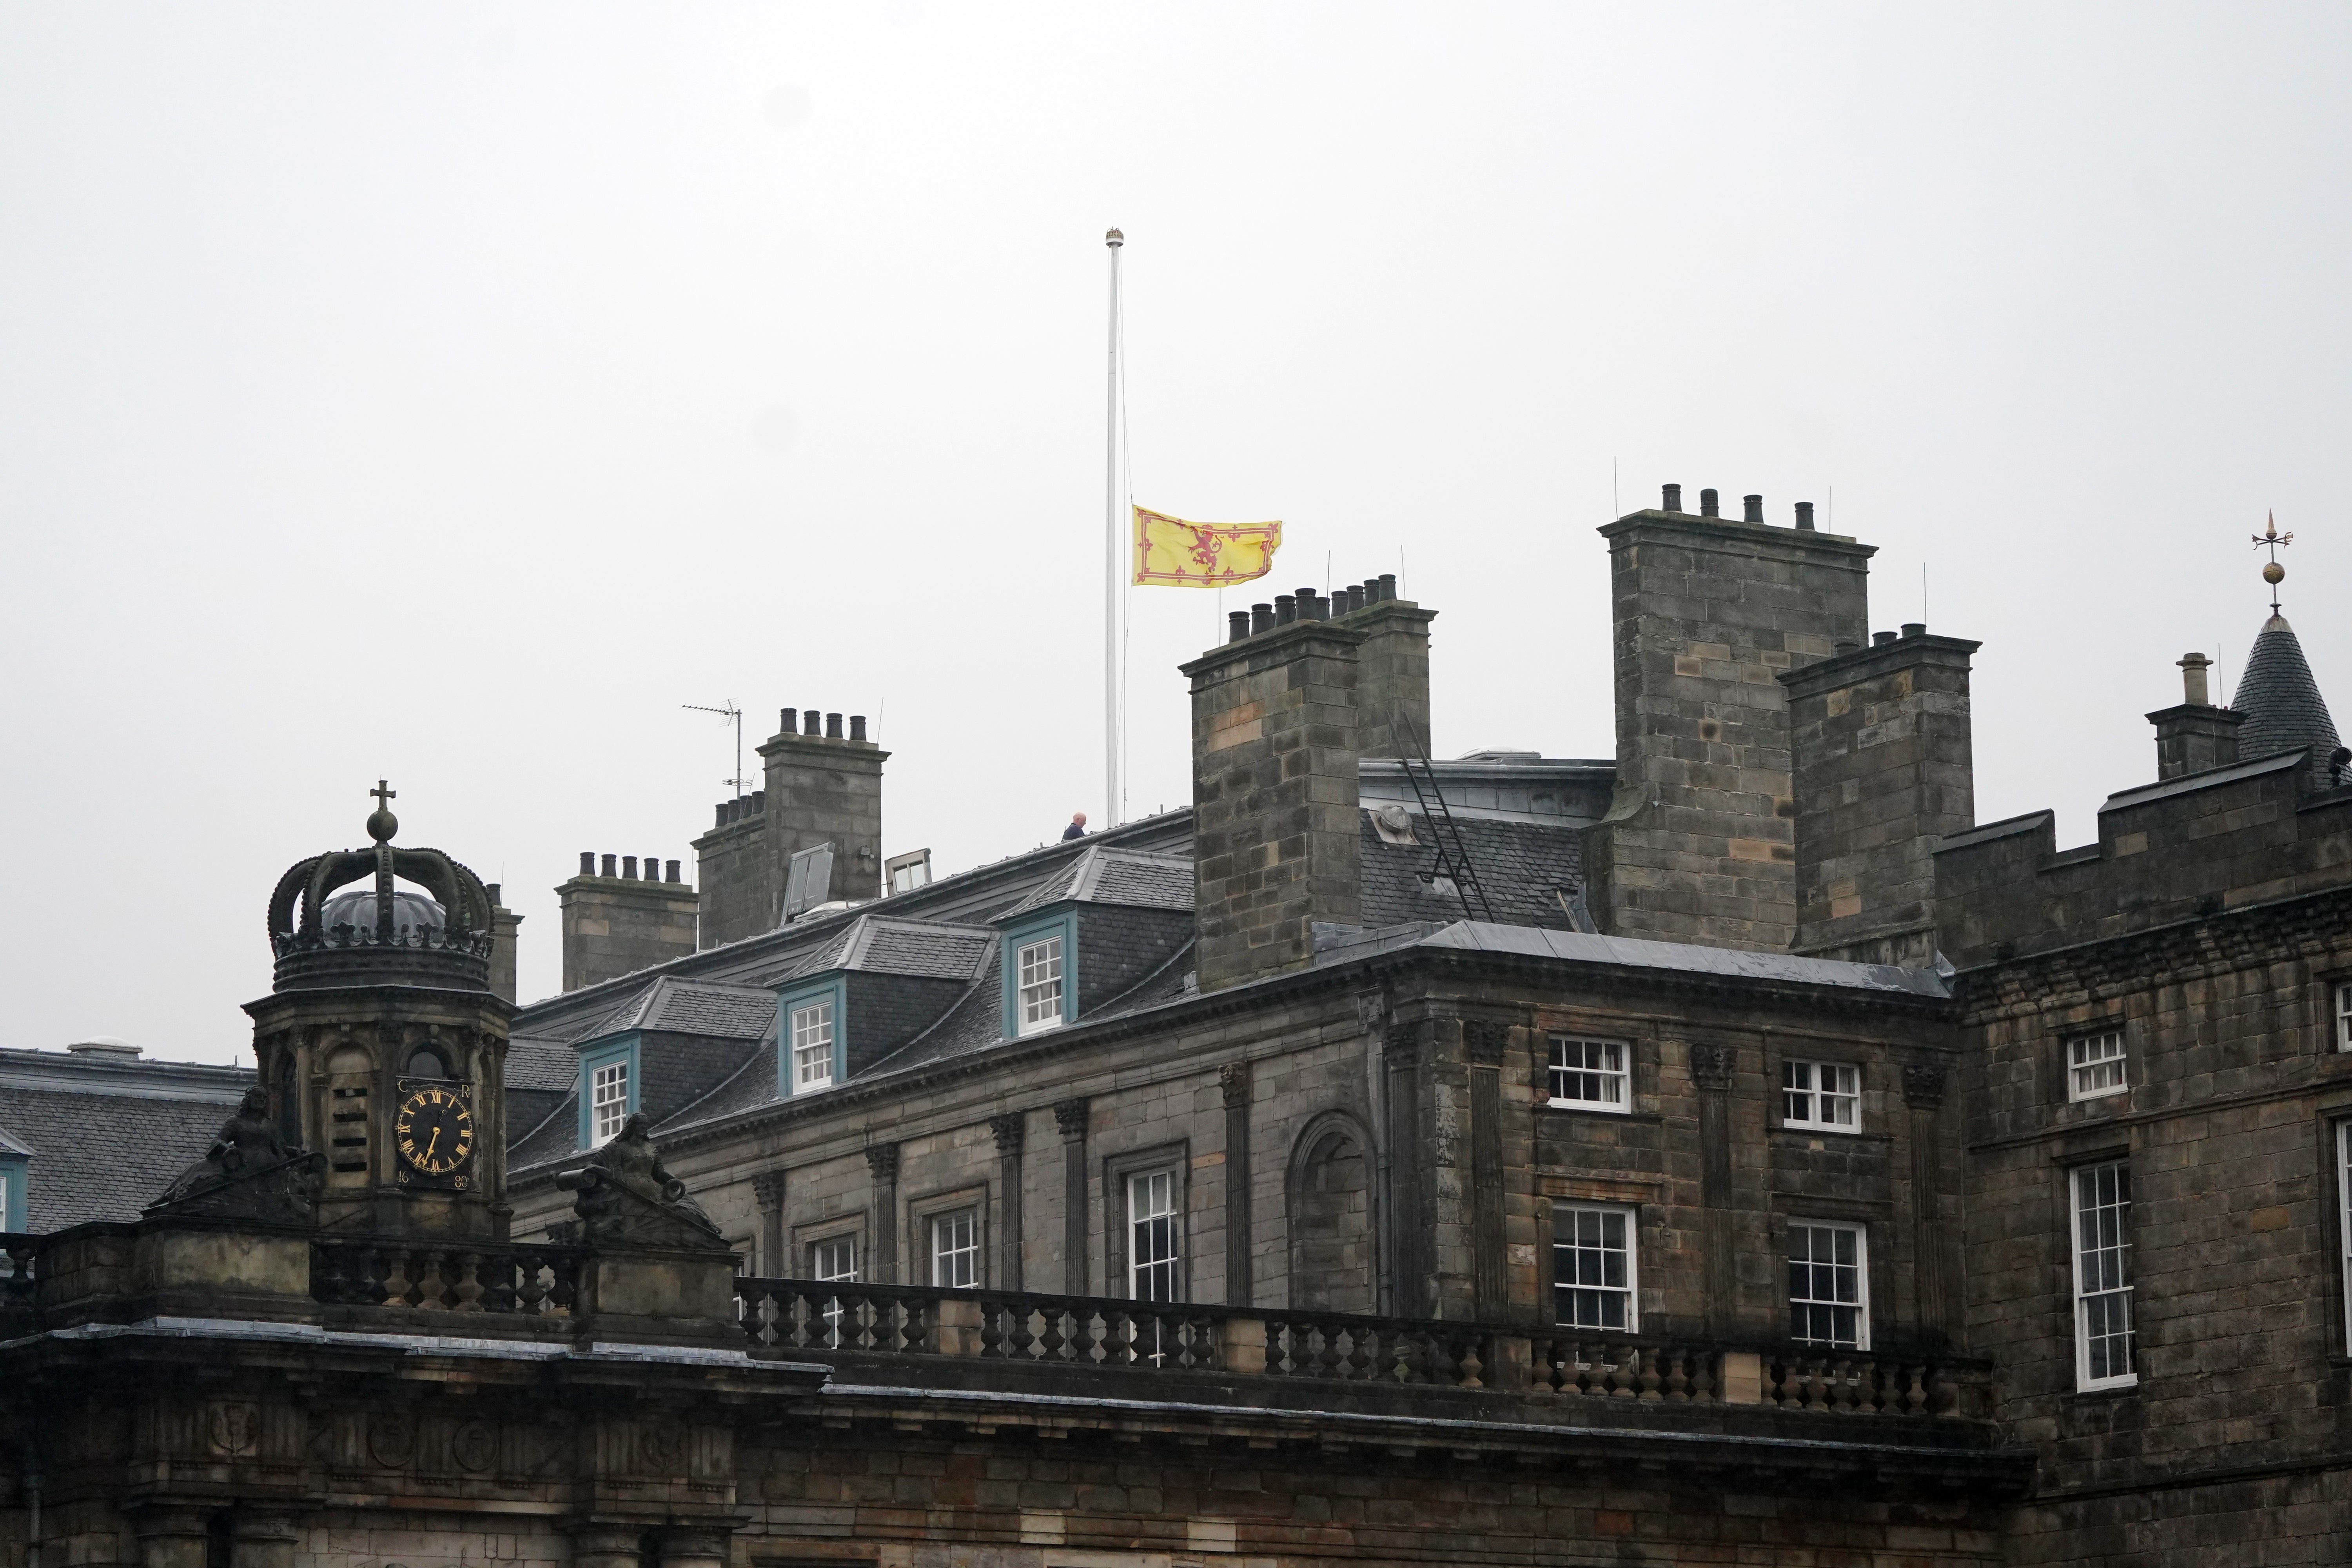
[[577, 1033, 641, 1149], [1001, 911, 1080, 1040], [777, 974, 849, 1096], [0, 1154, 26, 1232]]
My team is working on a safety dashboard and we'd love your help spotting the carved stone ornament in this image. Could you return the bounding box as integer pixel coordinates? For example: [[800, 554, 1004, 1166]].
[[1053, 1098, 1090, 1141], [1689, 1042, 1735, 1092], [147, 1086, 320, 1224], [1354, 991, 1388, 1038], [451, 1421, 498, 1474], [1463, 1019, 1511, 1065], [863, 1143, 901, 1182], [639, 1422, 690, 1477], [989, 1112, 1025, 1154], [1902, 1062, 1949, 1107], [205, 1401, 260, 1456], [553, 1113, 726, 1248], [750, 1170, 787, 1211], [1219, 1062, 1252, 1108], [368, 1412, 416, 1469]]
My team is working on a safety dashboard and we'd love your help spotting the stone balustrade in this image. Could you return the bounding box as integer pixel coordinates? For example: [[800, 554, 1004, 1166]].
[[733, 1276, 1992, 1417], [311, 1237, 586, 1315]]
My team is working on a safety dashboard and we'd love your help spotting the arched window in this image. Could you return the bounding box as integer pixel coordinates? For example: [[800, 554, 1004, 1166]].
[[405, 1045, 452, 1081]]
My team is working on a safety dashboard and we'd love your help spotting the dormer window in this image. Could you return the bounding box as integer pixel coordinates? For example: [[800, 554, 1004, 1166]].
[[1016, 935, 1065, 1035], [590, 1058, 629, 1145], [791, 999, 837, 1090]]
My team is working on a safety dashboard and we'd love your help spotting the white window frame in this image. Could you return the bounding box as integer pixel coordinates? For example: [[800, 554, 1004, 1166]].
[[2335, 983, 2352, 1051], [1781, 1058, 1861, 1132], [1016, 935, 1066, 1036], [2339, 1123, 2352, 1352], [1550, 1202, 1638, 1331], [1786, 1219, 1870, 1349], [2072, 1159, 2137, 1390], [929, 1208, 980, 1289], [1127, 1168, 1181, 1302], [2067, 1030, 2129, 1103], [808, 1233, 858, 1346], [1548, 1037, 1630, 1112], [590, 1059, 630, 1145], [791, 1000, 836, 1091]]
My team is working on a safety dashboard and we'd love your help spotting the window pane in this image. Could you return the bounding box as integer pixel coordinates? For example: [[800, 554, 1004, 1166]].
[[1551, 1203, 1636, 1330], [1787, 1222, 1867, 1347], [1129, 1169, 1180, 1302], [1783, 1059, 1860, 1130], [1549, 1038, 1628, 1107], [1018, 937, 1065, 1033], [931, 1209, 978, 1288], [590, 1060, 629, 1144], [792, 1000, 835, 1089], [2073, 1159, 2135, 1386]]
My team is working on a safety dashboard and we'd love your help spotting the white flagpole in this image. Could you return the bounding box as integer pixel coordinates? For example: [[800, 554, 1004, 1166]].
[[1104, 227, 1124, 829]]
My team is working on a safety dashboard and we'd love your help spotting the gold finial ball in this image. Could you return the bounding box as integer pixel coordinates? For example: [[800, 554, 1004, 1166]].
[[2265, 561, 2286, 586]]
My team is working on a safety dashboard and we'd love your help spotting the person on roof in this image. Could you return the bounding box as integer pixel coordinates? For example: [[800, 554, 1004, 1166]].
[[1062, 811, 1088, 841]]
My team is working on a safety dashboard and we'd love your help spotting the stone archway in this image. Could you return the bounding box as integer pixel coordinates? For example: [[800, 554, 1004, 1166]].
[[1287, 1112, 1377, 1313]]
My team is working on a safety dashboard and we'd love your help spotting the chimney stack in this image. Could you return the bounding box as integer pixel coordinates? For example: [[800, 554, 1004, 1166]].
[[2147, 651, 2243, 780], [695, 702, 889, 947], [1183, 610, 1366, 992], [1338, 576, 1438, 760], [558, 851, 697, 991]]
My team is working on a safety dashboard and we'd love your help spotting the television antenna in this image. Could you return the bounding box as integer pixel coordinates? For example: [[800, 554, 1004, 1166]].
[[682, 700, 750, 797]]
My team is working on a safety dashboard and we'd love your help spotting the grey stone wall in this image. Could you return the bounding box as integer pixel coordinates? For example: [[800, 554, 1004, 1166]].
[[1783, 629, 1978, 965], [693, 804, 774, 949], [1343, 596, 1436, 758], [557, 874, 698, 992], [1582, 506, 1872, 951], [1181, 617, 1366, 993], [761, 729, 887, 904]]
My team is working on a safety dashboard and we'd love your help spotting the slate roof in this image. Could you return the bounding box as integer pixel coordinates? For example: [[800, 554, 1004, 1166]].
[[504, 1034, 582, 1092], [791, 916, 994, 981], [1000, 846, 1194, 919], [579, 977, 776, 1043], [2234, 613, 2341, 764], [1408, 922, 1951, 997], [0, 1050, 256, 1231], [1357, 811, 1584, 929]]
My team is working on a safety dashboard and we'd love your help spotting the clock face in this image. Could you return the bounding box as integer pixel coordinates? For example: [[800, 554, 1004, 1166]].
[[394, 1084, 475, 1178]]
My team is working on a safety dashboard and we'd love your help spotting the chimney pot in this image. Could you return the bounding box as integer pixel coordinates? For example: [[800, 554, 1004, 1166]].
[[2179, 651, 2213, 707], [826, 712, 843, 739], [580, 851, 595, 877], [1742, 494, 1764, 524], [1251, 602, 1274, 635], [1276, 594, 1297, 624], [1377, 572, 1397, 601], [850, 714, 867, 741], [780, 708, 793, 733], [622, 855, 639, 880], [1901, 622, 1926, 640], [601, 853, 618, 878], [486, 882, 502, 906], [1871, 630, 1897, 647], [1228, 610, 1250, 642], [1300, 589, 1327, 622], [1795, 501, 1816, 530], [803, 709, 821, 735], [1662, 483, 1682, 512], [646, 854, 661, 879], [666, 859, 682, 883], [1699, 488, 1720, 517], [752, 789, 765, 811]]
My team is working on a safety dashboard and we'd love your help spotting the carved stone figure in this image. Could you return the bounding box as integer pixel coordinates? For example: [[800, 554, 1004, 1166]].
[[149, 1087, 317, 1219], [555, 1113, 722, 1245]]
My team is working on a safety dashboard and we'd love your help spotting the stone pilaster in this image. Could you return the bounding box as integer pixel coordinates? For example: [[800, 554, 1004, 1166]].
[[1220, 1063, 1253, 1307], [1902, 1062, 1952, 1346], [1690, 1042, 1737, 1337], [864, 1143, 900, 1285], [990, 1112, 1026, 1292], [1464, 1020, 1510, 1320], [1054, 1098, 1089, 1295], [751, 1170, 786, 1277]]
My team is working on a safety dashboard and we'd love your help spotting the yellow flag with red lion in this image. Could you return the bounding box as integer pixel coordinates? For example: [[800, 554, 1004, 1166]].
[[1131, 506, 1282, 588]]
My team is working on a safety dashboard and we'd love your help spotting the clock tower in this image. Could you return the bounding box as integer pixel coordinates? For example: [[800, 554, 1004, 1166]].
[[249, 783, 513, 1238]]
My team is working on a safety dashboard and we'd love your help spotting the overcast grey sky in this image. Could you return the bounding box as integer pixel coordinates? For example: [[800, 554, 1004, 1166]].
[[4, 4, 2347, 1064]]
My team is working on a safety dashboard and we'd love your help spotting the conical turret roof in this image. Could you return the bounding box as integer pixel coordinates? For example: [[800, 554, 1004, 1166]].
[[2233, 613, 2341, 762]]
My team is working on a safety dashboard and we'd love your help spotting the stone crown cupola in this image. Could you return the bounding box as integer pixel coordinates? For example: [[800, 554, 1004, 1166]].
[[249, 782, 514, 1239]]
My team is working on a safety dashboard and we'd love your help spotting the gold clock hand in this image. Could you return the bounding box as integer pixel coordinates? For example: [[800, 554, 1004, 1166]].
[[425, 1126, 442, 1164]]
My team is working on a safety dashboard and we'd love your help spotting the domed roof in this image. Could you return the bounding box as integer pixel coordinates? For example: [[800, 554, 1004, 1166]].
[[319, 886, 446, 937], [2234, 613, 2340, 763]]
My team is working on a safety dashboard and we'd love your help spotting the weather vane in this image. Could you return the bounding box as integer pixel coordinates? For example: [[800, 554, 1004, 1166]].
[[2254, 510, 2293, 614]]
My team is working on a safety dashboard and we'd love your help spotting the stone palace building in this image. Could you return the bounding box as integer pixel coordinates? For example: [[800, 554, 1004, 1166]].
[[3, 487, 2347, 1567]]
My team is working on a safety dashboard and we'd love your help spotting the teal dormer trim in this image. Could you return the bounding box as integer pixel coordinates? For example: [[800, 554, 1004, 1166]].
[[1000, 911, 1080, 1040], [576, 1033, 641, 1149], [0, 1153, 26, 1232], [777, 973, 849, 1096]]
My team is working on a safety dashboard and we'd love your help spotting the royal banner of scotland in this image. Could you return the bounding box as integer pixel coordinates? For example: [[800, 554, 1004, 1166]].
[[1131, 506, 1283, 588]]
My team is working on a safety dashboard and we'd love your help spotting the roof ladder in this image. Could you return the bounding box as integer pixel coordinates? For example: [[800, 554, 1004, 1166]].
[[1385, 713, 1497, 923]]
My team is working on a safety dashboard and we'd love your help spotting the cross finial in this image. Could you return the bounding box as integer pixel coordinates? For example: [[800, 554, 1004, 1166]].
[[365, 779, 400, 844], [2252, 510, 2294, 613]]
